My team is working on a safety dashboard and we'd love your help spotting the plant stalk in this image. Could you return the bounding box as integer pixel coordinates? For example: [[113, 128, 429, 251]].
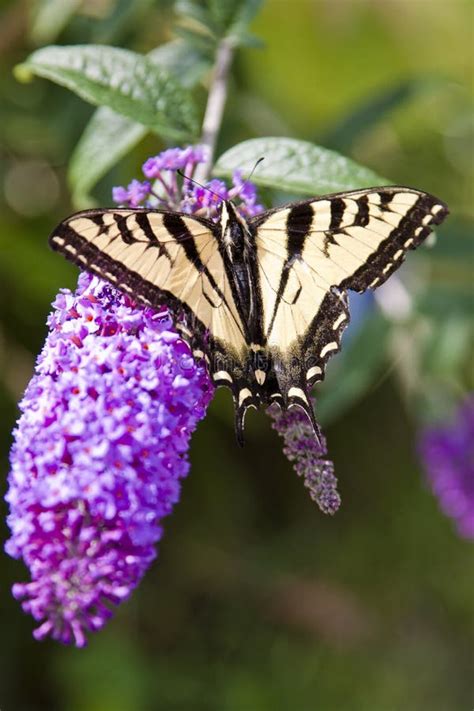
[[194, 38, 234, 183]]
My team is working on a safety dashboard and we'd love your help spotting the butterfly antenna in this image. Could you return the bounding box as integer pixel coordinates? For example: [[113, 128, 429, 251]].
[[176, 169, 224, 203], [233, 157, 265, 200], [247, 156, 264, 182]]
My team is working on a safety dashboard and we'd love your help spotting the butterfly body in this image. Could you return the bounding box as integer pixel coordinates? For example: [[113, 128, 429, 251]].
[[49, 186, 448, 444]]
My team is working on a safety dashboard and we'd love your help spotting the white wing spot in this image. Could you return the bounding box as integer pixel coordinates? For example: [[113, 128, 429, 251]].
[[382, 263, 392, 274], [394, 249, 404, 260], [77, 255, 87, 264], [422, 214, 432, 226], [404, 238, 414, 248], [415, 227, 423, 236], [306, 365, 322, 380], [369, 277, 380, 288], [64, 245, 77, 255], [288, 387, 308, 402], [238, 388, 252, 406], [52, 235, 65, 246], [193, 349, 204, 359], [320, 342, 338, 359], [104, 272, 118, 282], [432, 204, 444, 215], [214, 370, 233, 383], [332, 312, 347, 330]]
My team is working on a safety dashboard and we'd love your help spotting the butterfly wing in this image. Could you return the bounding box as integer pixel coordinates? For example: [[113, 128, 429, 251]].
[[49, 208, 247, 364], [251, 187, 449, 398]]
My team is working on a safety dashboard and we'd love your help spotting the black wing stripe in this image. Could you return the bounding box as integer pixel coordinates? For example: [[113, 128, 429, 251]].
[[329, 197, 346, 230], [115, 213, 136, 244], [287, 202, 313, 253], [354, 195, 370, 227], [266, 203, 313, 337], [89, 214, 107, 233], [134, 212, 172, 262], [162, 213, 244, 332], [379, 192, 394, 208], [134, 212, 159, 244], [163, 213, 216, 282]]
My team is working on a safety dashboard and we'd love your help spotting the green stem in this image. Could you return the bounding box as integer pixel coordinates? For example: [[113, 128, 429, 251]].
[[194, 38, 234, 183]]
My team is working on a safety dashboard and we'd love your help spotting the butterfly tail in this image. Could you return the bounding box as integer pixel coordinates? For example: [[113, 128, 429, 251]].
[[234, 407, 246, 447], [286, 390, 323, 448], [233, 387, 258, 447]]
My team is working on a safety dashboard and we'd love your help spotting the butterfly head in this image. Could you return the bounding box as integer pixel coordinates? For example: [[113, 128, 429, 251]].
[[220, 200, 251, 253]]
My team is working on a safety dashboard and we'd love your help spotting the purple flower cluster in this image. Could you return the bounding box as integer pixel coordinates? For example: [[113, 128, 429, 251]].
[[267, 403, 340, 514], [6, 144, 333, 646], [419, 396, 474, 539], [6, 272, 213, 645], [113, 145, 264, 218]]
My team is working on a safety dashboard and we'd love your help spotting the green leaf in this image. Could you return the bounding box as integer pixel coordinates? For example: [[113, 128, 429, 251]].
[[68, 41, 210, 205], [175, 0, 263, 45], [29, 0, 80, 44], [224, 0, 264, 44], [316, 311, 391, 426], [214, 137, 387, 195], [175, 0, 215, 31], [209, 0, 263, 40], [68, 108, 144, 206], [91, 0, 156, 45], [147, 41, 211, 87], [15, 45, 198, 140]]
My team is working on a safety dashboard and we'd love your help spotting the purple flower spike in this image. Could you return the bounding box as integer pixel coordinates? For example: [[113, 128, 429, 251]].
[[419, 396, 474, 539], [6, 144, 268, 645], [5, 272, 214, 645], [267, 403, 341, 514]]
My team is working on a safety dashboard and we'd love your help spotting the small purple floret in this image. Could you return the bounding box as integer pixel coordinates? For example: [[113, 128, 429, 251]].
[[419, 396, 474, 539], [267, 403, 341, 514], [112, 179, 151, 207]]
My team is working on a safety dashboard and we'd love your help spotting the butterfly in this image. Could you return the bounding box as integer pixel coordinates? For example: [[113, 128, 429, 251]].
[[49, 186, 448, 444]]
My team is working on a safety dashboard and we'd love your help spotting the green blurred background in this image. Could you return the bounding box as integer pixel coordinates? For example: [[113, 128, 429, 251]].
[[0, 1, 472, 709]]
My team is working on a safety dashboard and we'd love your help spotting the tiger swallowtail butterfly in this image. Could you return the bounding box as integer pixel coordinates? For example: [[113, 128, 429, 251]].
[[49, 186, 448, 444]]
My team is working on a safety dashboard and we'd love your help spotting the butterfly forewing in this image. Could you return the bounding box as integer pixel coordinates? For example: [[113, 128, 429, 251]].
[[251, 187, 448, 386], [49, 208, 248, 359]]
